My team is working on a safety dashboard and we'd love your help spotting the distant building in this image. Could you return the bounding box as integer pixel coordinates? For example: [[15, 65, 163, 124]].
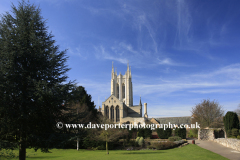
[[99, 62, 191, 125], [149, 117, 191, 125], [101, 62, 148, 124]]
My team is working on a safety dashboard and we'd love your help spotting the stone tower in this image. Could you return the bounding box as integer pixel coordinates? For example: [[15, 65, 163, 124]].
[[111, 62, 133, 106]]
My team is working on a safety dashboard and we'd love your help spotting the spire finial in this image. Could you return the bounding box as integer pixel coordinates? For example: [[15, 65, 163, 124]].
[[112, 61, 114, 72], [139, 96, 142, 106], [111, 61, 114, 78], [127, 60, 129, 71]]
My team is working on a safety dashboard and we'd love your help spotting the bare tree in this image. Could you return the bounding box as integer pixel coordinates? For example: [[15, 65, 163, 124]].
[[96, 117, 128, 154], [191, 99, 225, 128], [234, 104, 240, 120]]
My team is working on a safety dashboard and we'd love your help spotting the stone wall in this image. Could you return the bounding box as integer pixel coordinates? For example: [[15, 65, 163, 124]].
[[213, 138, 240, 151], [198, 129, 215, 140], [198, 128, 240, 151]]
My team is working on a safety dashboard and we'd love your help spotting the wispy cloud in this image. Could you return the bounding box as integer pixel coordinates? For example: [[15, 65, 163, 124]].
[[174, 0, 192, 48], [189, 89, 240, 94], [94, 45, 128, 64], [134, 63, 240, 96], [156, 57, 188, 66]]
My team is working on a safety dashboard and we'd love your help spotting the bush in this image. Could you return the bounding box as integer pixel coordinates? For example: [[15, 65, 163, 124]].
[[151, 141, 177, 150], [237, 135, 240, 139], [127, 128, 138, 140], [175, 128, 186, 139], [156, 128, 164, 139], [227, 130, 232, 138], [156, 128, 172, 139], [0, 149, 16, 159], [82, 136, 113, 150], [229, 136, 237, 138], [138, 137, 144, 147], [135, 137, 140, 143], [232, 128, 239, 137], [128, 139, 138, 147], [137, 128, 152, 138], [188, 129, 198, 138], [168, 136, 182, 141]]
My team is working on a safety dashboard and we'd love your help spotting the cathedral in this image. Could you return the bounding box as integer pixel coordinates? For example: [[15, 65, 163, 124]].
[[101, 62, 148, 124]]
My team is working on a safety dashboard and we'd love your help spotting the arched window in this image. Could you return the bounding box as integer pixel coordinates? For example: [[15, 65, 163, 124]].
[[105, 106, 109, 119], [122, 83, 125, 99], [116, 106, 120, 122], [111, 106, 114, 120], [116, 84, 119, 98]]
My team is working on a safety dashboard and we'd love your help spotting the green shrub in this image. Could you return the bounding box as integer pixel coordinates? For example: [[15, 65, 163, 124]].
[[0, 149, 16, 159], [229, 136, 236, 138], [144, 128, 152, 138], [175, 128, 186, 139], [136, 137, 140, 143], [137, 128, 152, 138], [188, 129, 198, 138], [168, 136, 182, 141], [138, 137, 144, 147], [232, 128, 239, 137], [237, 135, 240, 139], [224, 111, 239, 133], [156, 128, 172, 139], [156, 128, 164, 139], [227, 130, 232, 138], [127, 128, 138, 140], [128, 139, 138, 147], [151, 141, 177, 150]]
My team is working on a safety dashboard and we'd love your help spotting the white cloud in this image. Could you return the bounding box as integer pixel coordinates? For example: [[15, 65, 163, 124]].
[[156, 57, 187, 66], [94, 45, 128, 64], [134, 63, 240, 96]]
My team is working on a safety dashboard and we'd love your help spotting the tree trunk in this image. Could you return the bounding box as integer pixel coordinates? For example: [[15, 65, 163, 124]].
[[19, 139, 26, 160], [77, 138, 79, 151], [106, 135, 109, 154]]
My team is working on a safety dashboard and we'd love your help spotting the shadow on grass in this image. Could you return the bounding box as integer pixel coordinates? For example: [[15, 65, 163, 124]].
[[118, 151, 164, 155], [26, 156, 62, 159]]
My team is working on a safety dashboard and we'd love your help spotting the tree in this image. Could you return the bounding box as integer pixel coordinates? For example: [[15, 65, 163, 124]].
[[68, 86, 98, 123], [0, 1, 73, 159], [234, 104, 240, 120], [66, 86, 98, 150], [191, 99, 224, 128], [223, 111, 239, 134], [97, 117, 128, 154]]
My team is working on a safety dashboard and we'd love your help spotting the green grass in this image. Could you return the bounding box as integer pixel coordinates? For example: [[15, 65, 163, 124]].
[[1, 144, 228, 160]]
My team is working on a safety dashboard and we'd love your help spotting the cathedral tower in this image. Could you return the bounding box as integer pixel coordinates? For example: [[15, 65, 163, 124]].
[[111, 62, 133, 106]]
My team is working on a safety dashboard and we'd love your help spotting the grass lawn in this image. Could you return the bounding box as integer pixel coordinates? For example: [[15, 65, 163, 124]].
[[1, 144, 228, 160]]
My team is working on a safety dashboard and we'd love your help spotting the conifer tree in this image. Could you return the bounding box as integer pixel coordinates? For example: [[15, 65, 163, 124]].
[[223, 111, 239, 133], [0, 1, 73, 159]]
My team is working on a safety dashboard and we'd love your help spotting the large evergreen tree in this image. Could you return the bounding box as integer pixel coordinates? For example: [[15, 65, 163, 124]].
[[223, 111, 239, 133], [0, 1, 73, 159]]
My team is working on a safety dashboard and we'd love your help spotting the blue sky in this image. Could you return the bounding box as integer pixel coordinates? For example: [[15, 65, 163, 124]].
[[1, 0, 240, 117]]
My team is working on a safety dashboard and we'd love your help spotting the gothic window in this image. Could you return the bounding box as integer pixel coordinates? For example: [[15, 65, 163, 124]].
[[111, 106, 114, 120], [116, 106, 120, 122], [116, 84, 119, 98], [122, 83, 125, 99], [105, 106, 109, 119]]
